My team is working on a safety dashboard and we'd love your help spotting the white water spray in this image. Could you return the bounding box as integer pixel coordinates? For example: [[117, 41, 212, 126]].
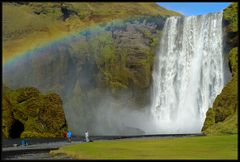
[[151, 12, 225, 133]]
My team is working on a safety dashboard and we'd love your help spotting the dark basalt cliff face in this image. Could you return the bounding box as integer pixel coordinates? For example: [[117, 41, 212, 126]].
[[202, 3, 238, 135], [2, 86, 67, 138]]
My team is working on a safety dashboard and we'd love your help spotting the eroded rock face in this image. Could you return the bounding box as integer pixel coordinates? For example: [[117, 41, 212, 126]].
[[202, 3, 238, 135], [2, 86, 67, 138], [2, 3, 182, 135], [3, 16, 167, 135]]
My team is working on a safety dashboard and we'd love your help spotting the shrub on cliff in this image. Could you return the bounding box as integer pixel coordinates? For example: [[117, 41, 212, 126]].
[[202, 3, 238, 135], [2, 86, 67, 138]]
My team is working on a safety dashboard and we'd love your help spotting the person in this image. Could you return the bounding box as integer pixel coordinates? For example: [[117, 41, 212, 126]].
[[85, 130, 89, 142], [64, 131, 68, 140], [20, 140, 25, 146], [67, 130, 72, 142]]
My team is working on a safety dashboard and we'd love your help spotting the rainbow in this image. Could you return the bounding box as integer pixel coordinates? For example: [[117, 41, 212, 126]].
[[3, 17, 134, 69], [3, 24, 97, 68]]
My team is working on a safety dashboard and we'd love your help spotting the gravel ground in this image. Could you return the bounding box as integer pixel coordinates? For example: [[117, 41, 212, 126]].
[[2, 141, 82, 160], [2, 141, 82, 151], [3, 151, 74, 160]]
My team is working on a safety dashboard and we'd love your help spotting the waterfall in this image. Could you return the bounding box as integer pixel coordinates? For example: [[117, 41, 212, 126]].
[[151, 12, 226, 133]]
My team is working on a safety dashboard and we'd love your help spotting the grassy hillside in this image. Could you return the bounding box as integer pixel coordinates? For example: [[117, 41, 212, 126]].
[[202, 3, 238, 135], [3, 2, 181, 135], [3, 2, 180, 63]]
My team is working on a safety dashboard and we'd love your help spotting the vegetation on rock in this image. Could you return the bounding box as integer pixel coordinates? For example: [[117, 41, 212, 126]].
[[3, 2, 180, 63], [223, 2, 238, 33], [3, 2, 181, 134], [202, 3, 238, 135], [2, 86, 67, 138]]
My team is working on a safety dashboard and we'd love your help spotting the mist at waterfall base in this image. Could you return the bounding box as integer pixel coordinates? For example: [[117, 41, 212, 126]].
[[3, 12, 231, 135]]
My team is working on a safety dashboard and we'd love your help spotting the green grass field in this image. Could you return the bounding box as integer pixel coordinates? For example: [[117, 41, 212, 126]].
[[50, 134, 238, 159]]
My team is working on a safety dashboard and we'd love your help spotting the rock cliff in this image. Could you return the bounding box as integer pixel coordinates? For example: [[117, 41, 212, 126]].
[[202, 3, 238, 135], [3, 2, 180, 135], [2, 86, 67, 138]]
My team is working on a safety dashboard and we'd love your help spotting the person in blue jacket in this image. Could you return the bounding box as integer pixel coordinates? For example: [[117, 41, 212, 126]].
[[67, 130, 72, 142]]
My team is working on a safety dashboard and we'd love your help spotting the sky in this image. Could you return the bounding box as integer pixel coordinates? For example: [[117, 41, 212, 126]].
[[157, 2, 232, 16]]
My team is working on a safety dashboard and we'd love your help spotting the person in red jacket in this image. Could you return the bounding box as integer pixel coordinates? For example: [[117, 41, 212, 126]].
[[64, 131, 68, 140]]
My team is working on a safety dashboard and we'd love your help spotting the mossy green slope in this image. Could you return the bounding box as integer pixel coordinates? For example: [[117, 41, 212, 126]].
[[3, 2, 180, 62], [202, 3, 238, 135], [2, 86, 67, 138], [3, 2, 181, 134], [3, 8, 170, 108]]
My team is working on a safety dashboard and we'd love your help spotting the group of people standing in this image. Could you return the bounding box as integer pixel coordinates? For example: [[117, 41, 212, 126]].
[[64, 130, 90, 143], [65, 130, 72, 142]]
